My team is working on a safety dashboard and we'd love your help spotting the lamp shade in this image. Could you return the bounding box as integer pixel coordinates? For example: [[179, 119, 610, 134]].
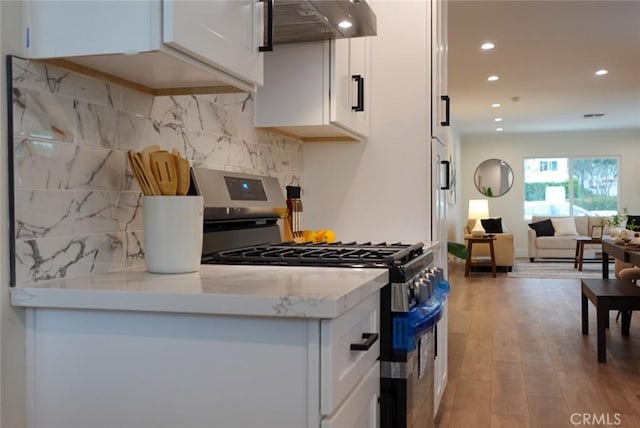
[[468, 199, 489, 220]]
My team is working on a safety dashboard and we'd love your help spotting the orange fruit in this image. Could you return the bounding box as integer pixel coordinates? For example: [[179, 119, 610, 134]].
[[303, 230, 318, 242], [316, 229, 336, 243]]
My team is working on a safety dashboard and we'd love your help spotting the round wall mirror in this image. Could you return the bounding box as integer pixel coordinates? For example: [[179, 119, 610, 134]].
[[474, 159, 514, 197]]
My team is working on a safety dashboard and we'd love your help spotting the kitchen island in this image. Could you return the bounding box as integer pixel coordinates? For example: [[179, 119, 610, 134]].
[[12, 266, 387, 428]]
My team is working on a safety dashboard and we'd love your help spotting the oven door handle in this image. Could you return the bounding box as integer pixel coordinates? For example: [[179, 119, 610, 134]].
[[350, 332, 379, 351]]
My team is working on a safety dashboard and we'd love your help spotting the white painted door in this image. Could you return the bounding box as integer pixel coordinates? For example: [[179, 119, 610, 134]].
[[163, 0, 264, 86], [431, 0, 449, 143], [431, 137, 449, 274]]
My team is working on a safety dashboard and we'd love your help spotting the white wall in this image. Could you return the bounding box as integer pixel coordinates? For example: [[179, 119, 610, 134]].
[[1, 1, 27, 426], [304, 0, 431, 243], [460, 130, 640, 257]]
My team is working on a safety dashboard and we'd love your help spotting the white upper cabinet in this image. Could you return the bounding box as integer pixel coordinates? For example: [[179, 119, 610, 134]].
[[255, 38, 371, 142], [162, 0, 263, 87], [431, 0, 449, 143], [24, 0, 265, 93]]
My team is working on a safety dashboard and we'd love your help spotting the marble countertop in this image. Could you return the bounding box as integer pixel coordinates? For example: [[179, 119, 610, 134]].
[[11, 265, 389, 319]]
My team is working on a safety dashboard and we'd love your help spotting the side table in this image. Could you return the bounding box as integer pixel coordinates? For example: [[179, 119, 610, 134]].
[[574, 237, 602, 271], [465, 236, 497, 277]]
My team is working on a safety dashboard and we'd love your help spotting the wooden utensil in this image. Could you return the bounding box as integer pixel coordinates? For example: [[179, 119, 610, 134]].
[[172, 151, 191, 196], [127, 151, 150, 195], [129, 151, 161, 195], [149, 151, 178, 195], [141, 144, 160, 174]]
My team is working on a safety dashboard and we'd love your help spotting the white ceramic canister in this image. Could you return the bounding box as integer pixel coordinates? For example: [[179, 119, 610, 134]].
[[143, 195, 204, 274]]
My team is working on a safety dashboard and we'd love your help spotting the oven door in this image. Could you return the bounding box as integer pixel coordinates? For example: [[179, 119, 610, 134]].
[[380, 295, 442, 428], [380, 325, 435, 428], [407, 328, 435, 428]]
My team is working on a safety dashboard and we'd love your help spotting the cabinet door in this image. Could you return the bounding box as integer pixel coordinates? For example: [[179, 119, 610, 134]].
[[321, 362, 379, 428], [163, 0, 263, 86], [321, 292, 379, 416], [431, 0, 449, 143], [330, 38, 370, 138], [330, 39, 353, 130], [25, 0, 155, 58], [349, 37, 370, 137]]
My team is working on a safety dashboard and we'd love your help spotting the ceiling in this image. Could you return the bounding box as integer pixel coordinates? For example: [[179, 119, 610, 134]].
[[448, 0, 640, 137]]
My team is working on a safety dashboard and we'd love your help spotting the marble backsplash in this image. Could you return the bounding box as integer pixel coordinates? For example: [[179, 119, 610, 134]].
[[11, 57, 303, 285]]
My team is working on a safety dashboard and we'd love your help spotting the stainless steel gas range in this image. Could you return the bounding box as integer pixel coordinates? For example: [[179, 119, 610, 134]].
[[192, 168, 449, 428]]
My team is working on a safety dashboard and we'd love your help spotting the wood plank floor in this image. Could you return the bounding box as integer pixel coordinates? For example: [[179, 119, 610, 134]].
[[436, 260, 640, 428]]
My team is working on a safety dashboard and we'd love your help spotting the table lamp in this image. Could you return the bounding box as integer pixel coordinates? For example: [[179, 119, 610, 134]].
[[468, 199, 489, 237]]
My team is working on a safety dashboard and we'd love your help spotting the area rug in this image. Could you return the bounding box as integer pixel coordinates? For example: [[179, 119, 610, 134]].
[[507, 260, 606, 279]]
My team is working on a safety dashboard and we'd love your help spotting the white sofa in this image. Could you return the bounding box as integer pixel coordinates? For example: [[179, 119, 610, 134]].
[[527, 216, 611, 262]]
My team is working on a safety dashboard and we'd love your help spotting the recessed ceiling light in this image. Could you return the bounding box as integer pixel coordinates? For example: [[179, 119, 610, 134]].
[[595, 69, 608, 76], [338, 20, 353, 29], [481, 42, 495, 50], [491, 103, 501, 108], [496, 128, 504, 132], [494, 118, 503, 122], [487, 75, 499, 82]]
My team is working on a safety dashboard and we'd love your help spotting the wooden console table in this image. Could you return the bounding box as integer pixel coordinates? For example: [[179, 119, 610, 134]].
[[464, 236, 496, 277]]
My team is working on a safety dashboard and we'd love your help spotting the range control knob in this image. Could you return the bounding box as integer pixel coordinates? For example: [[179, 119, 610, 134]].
[[405, 281, 416, 306], [416, 278, 431, 303]]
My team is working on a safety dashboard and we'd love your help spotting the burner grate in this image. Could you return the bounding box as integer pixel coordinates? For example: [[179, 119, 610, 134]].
[[203, 241, 425, 268]]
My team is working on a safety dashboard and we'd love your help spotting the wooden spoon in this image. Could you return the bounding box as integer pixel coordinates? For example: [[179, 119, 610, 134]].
[[171, 150, 190, 195], [149, 151, 178, 195], [129, 151, 160, 195], [141, 144, 160, 174], [127, 151, 150, 195]]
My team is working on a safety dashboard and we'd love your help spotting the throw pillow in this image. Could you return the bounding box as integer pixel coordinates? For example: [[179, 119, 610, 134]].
[[551, 217, 578, 236], [480, 217, 503, 233], [528, 219, 554, 237]]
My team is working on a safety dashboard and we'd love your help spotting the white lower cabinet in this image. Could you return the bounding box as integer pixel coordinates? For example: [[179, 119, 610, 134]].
[[25, 293, 380, 428], [321, 289, 379, 415], [321, 362, 379, 428]]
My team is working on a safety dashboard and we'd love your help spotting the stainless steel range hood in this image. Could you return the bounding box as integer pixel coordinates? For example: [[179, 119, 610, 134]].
[[272, 0, 377, 44]]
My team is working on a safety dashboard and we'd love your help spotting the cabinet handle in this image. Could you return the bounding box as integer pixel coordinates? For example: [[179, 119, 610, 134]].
[[352, 74, 365, 112], [434, 324, 438, 358], [350, 332, 378, 351], [440, 160, 450, 190], [259, 0, 273, 52], [440, 95, 450, 126]]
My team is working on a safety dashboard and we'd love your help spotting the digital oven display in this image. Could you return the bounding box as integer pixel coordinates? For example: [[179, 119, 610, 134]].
[[224, 176, 267, 201]]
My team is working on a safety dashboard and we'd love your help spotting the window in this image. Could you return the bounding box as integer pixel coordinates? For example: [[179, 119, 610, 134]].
[[524, 157, 619, 219], [539, 161, 557, 172]]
